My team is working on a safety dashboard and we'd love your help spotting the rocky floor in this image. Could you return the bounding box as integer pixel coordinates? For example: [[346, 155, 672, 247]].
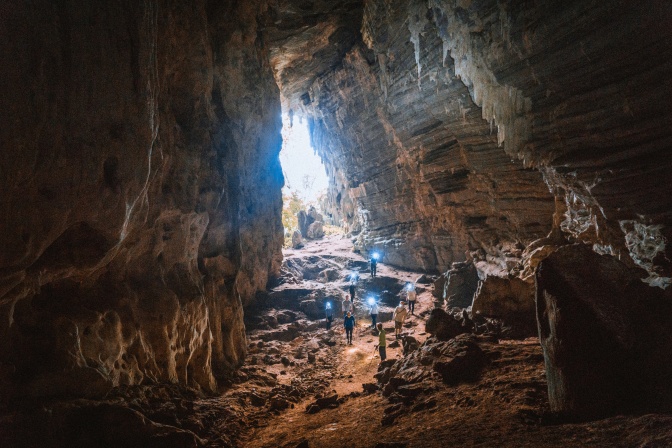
[[3, 234, 672, 447]]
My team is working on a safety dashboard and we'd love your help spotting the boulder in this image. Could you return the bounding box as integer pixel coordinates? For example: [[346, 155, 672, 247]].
[[432, 274, 447, 299], [270, 396, 291, 411], [415, 274, 430, 284], [402, 336, 419, 355], [425, 308, 466, 341], [444, 262, 479, 308], [316, 268, 339, 283], [536, 244, 672, 418], [432, 335, 487, 385], [307, 206, 323, 223], [297, 210, 314, 238], [291, 230, 303, 249], [472, 275, 536, 337], [306, 221, 325, 239], [305, 394, 339, 414], [362, 383, 379, 394]]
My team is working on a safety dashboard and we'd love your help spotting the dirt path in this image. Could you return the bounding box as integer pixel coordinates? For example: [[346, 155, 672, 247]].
[[233, 235, 672, 448], [240, 235, 434, 447]]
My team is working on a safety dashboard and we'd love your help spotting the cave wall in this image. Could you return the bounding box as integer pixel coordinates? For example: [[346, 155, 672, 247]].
[[274, 0, 672, 281], [0, 0, 283, 398]]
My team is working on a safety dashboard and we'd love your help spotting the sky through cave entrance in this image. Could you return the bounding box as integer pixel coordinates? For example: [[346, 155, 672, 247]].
[[280, 115, 328, 206]]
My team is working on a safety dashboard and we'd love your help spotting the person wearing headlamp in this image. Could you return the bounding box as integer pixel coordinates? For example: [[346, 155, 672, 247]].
[[367, 297, 378, 328]]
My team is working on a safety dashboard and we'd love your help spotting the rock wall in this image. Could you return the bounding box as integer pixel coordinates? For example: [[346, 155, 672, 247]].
[[0, 0, 284, 398], [270, 0, 672, 283], [537, 245, 672, 417]]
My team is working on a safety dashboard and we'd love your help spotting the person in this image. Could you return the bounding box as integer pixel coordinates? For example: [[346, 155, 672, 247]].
[[342, 295, 353, 318], [376, 323, 387, 362], [349, 281, 356, 301], [325, 302, 333, 330], [370, 255, 378, 277], [344, 311, 356, 345], [369, 300, 379, 328], [407, 286, 417, 315], [392, 301, 408, 339]]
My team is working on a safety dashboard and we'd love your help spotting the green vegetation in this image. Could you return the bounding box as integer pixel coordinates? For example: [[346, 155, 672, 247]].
[[282, 189, 343, 247]]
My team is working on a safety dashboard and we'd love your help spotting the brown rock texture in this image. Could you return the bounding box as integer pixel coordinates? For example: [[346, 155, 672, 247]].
[[0, 1, 283, 398], [536, 244, 672, 417], [472, 276, 536, 336], [268, 0, 672, 286]]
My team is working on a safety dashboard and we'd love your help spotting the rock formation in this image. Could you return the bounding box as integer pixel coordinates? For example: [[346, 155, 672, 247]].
[[443, 261, 479, 308], [0, 1, 283, 398], [536, 244, 672, 418], [268, 0, 672, 286], [3, 0, 672, 430]]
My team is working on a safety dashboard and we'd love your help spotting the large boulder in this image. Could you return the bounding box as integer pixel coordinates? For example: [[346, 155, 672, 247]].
[[444, 262, 479, 308], [291, 230, 303, 249], [472, 276, 536, 337], [425, 308, 466, 341], [298, 207, 325, 240], [432, 274, 447, 300], [307, 221, 325, 239], [432, 335, 487, 385], [377, 334, 487, 396], [536, 244, 672, 418], [307, 206, 323, 224]]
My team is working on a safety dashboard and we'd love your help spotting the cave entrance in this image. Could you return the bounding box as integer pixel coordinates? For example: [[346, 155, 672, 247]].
[[279, 113, 338, 244]]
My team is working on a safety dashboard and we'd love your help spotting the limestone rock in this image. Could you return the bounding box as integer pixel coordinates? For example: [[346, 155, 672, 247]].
[[307, 221, 325, 239], [425, 309, 466, 341], [0, 1, 284, 397], [472, 276, 537, 337], [432, 336, 487, 385], [536, 244, 672, 418], [268, 0, 672, 286], [297, 210, 313, 238], [291, 230, 304, 249], [444, 262, 480, 308]]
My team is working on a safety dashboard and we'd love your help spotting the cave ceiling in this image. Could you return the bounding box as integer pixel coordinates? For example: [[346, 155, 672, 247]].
[[264, 0, 672, 282]]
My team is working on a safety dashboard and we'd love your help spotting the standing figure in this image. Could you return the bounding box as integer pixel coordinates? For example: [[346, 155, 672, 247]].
[[342, 295, 353, 318], [370, 254, 378, 277], [369, 299, 379, 328], [407, 285, 417, 315], [392, 301, 408, 339], [344, 311, 356, 345], [349, 281, 356, 301], [325, 302, 334, 330], [376, 323, 387, 362]]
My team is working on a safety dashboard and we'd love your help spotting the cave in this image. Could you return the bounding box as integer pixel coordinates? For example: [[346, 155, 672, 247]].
[[2, 1, 672, 447]]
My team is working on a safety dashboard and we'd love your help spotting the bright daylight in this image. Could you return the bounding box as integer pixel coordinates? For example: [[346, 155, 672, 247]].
[[279, 114, 334, 244]]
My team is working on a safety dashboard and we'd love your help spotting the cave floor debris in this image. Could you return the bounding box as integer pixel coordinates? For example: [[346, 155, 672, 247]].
[[234, 235, 672, 448], [4, 235, 672, 447]]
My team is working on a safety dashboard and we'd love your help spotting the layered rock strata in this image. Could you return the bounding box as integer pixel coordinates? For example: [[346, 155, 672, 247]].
[[0, 1, 283, 398], [269, 0, 672, 286]]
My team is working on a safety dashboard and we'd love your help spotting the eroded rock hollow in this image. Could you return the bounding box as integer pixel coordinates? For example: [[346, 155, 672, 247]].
[[2, 0, 672, 438]]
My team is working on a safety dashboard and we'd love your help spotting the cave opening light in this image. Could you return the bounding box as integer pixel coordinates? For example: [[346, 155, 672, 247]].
[[279, 113, 333, 240]]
